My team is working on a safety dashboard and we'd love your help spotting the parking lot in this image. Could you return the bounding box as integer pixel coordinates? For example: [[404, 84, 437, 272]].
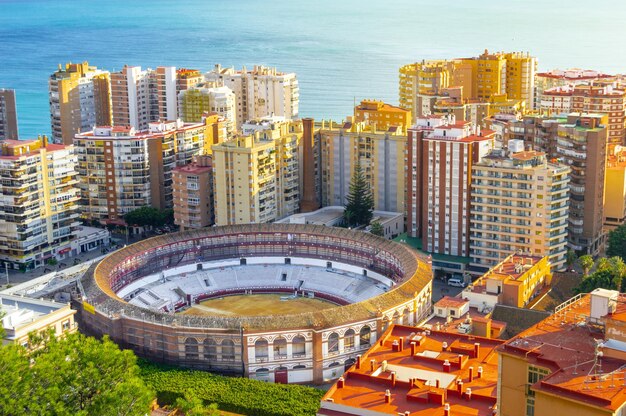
[[432, 278, 465, 302]]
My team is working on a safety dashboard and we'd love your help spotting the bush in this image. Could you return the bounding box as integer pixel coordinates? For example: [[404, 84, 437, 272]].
[[138, 361, 324, 416]]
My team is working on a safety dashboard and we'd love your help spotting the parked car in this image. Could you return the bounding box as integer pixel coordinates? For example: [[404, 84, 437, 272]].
[[447, 277, 466, 288]]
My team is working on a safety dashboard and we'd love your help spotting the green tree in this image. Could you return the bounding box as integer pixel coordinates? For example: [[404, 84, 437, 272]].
[[343, 163, 374, 227], [370, 221, 384, 237], [0, 332, 154, 416], [565, 249, 577, 269], [175, 392, 220, 416], [575, 256, 626, 294], [607, 223, 626, 260], [579, 255, 594, 276], [124, 206, 174, 228]]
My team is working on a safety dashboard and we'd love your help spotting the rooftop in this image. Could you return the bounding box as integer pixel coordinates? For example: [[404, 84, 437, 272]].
[[320, 324, 503, 415], [1, 294, 72, 339], [481, 255, 543, 284], [498, 291, 626, 411]]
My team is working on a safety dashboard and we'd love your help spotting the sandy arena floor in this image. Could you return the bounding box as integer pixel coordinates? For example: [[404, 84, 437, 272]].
[[180, 293, 337, 316]]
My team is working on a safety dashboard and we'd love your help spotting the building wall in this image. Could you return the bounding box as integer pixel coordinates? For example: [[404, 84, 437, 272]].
[[604, 166, 626, 230], [0, 89, 19, 140]]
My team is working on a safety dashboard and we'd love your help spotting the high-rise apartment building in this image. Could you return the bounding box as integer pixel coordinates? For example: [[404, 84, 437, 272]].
[[110, 65, 178, 131], [74, 119, 213, 223], [469, 141, 570, 272], [318, 119, 406, 213], [555, 114, 608, 256], [173, 155, 214, 230], [534, 68, 614, 109], [206, 65, 299, 128], [407, 115, 495, 256], [49, 62, 112, 145], [604, 149, 626, 230], [0, 89, 18, 140], [178, 84, 237, 137], [0, 137, 80, 270], [399, 50, 536, 122], [212, 118, 303, 225], [353, 99, 411, 134], [176, 68, 203, 93], [541, 84, 626, 145]]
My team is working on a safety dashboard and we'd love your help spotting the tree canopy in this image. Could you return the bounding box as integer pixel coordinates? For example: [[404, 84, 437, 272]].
[[370, 221, 384, 237], [607, 223, 626, 261], [0, 333, 154, 416], [343, 163, 374, 228], [575, 256, 626, 294], [124, 206, 174, 227]]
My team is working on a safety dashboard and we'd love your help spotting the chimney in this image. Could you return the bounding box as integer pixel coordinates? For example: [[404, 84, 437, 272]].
[[465, 388, 472, 401], [444, 403, 451, 416], [385, 389, 391, 404], [411, 343, 416, 356], [356, 355, 361, 370], [337, 377, 345, 389], [435, 379, 440, 388], [442, 341, 448, 352], [391, 371, 397, 387], [477, 366, 483, 379], [474, 343, 480, 358], [458, 354, 463, 368], [370, 359, 376, 372], [443, 360, 451, 373], [457, 380, 463, 394], [399, 337, 404, 351], [469, 367, 474, 382]]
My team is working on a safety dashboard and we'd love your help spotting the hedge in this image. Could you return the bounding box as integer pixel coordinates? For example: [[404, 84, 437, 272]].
[[138, 361, 324, 416]]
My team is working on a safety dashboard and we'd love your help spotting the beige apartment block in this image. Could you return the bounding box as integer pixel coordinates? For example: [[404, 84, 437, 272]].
[[173, 155, 214, 230]]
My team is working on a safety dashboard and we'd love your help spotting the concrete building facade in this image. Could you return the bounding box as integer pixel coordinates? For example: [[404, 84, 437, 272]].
[[173, 155, 214, 230], [0, 138, 80, 270], [178, 84, 237, 137], [49, 62, 112, 145], [469, 143, 570, 271], [0, 89, 18, 141]]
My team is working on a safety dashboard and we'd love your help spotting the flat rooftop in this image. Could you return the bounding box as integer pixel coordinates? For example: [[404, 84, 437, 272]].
[[482, 255, 543, 284], [498, 293, 626, 412], [1, 294, 71, 338], [320, 324, 503, 415]]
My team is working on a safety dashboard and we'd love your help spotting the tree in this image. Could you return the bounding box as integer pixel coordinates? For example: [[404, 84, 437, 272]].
[[343, 163, 374, 227], [124, 206, 174, 228], [370, 221, 384, 237], [607, 223, 626, 260], [0, 332, 154, 416], [579, 255, 594, 276], [565, 249, 577, 269], [575, 256, 626, 294], [175, 392, 220, 416]]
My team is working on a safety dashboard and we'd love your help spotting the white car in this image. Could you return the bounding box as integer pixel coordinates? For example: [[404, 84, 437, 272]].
[[447, 278, 466, 288]]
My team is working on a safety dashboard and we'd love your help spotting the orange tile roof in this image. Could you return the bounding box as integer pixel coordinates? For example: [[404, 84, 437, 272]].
[[320, 324, 503, 415], [498, 294, 626, 411], [436, 296, 469, 309]]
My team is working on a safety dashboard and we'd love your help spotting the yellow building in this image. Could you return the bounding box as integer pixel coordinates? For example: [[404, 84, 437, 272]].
[[353, 100, 411, 134], [212, 118, 303, 225], [178, 84, 236, 137], [49, 62, 112, 145], [497, 289, 626, 416], [319, 119, 406, 214], [399, 50, 536, 122], [605, 150, 626, 231], [463, 254, 553, 309], [1, 294, 77, 348]]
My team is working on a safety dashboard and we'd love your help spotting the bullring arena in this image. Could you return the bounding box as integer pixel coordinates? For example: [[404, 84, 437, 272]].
[[80, 224, 432, 384]]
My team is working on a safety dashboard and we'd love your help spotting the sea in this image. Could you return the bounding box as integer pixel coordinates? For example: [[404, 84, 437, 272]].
[[1, 0, 626, 138]]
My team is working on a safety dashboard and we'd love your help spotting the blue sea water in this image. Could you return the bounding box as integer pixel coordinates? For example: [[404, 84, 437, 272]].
[[1, 0, 626, 138]]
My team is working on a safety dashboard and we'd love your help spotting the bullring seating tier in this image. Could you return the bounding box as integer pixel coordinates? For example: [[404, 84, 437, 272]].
[[123, 264, 389, 313]]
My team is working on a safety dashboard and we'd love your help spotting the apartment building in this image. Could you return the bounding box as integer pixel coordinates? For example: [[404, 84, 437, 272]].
[[212, 118, 303, 225], [318, 118, 406, 214], [178, 83, 236, 136], [605, 149, 626, 230], [534, 68, 614, 109], [205, 64, 299, 128], [497, 289, 626, 416], [0, 137, 80, 270], [49, 62, 112, 145], [407, 115, 495, 257], [555, 114, 608, 256], [399, 50, 536, 122], [469, 142, 570, 271], [173, 155, 214, 230], [176, 68, 203, 93], [110, 65, 178, 131], [541, 83, 626, 145], [353, 99, 411, 134], [0, 89, 18, 140], [74, 119, 214, 223]]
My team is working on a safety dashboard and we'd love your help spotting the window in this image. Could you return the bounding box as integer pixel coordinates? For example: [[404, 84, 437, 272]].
[[273, 337, 287, 358], [328, 333, 339, 354], [255, 339, 268, 360], [292, 335, 306, 357], [359, 326, 371, 347], [221, 339, 235, 361], [185, 338, 199, 360], [204, 339, 217, 360], [62, 320, 71, 332], [344, 329, 355, 349], [526, 365, 550, 416]]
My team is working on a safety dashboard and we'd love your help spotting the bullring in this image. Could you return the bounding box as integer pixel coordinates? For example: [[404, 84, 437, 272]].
[[79, 223, 432, 384]]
